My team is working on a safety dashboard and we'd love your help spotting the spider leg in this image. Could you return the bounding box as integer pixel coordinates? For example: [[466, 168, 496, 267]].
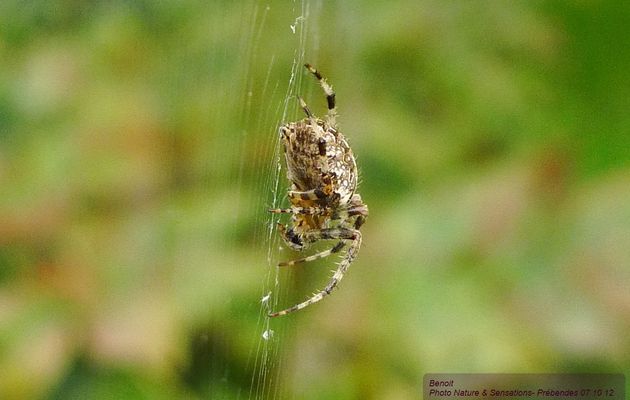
[[288, 187, 333, 202], [339, 194, 369, 229], [304, 64, 336, 113], [268, 206, 327, 215], [269, 229, 361, 317], [326, 202, 369, 235], [297, 96, 313, 118], [278, 241, 345, 267], [276, 223, 305, 251], [348, 204, 369, 229]]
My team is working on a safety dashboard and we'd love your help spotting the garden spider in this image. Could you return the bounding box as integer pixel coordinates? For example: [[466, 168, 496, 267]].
[[268, 64, 368, 317]]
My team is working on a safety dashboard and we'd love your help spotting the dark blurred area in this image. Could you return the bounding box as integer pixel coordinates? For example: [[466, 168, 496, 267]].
[[0, 1, 628, 399]]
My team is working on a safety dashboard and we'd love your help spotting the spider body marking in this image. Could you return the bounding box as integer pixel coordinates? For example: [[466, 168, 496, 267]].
[[268, 64, 368, 317]]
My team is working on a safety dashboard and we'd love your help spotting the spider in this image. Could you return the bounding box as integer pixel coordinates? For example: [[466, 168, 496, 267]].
[[268, 63, 368, 317]]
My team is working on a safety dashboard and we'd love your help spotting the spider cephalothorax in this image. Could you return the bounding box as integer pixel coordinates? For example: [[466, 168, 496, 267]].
[[268, 64, 368, 317]]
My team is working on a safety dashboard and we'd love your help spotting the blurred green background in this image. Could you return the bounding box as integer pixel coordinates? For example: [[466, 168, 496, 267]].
[[1, 1, 629, 399]]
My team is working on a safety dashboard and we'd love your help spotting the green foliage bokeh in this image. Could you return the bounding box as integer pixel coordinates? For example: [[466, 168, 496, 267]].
[[0, 1, 628, 399]]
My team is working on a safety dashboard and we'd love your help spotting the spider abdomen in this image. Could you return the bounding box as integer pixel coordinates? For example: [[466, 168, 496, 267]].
[[280, 120, 357, 205]]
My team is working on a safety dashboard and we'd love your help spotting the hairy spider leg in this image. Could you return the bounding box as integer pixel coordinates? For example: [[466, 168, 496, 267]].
[[268, 206, 327, 215], [288, 187, 334, 203], [276, 223, 305, 251], [347, 200, 369, 229], [304, 63, 336, 123], [278, 241, 345, 267], [268, 228, 361, 317], [297, 96, 313, 119]]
